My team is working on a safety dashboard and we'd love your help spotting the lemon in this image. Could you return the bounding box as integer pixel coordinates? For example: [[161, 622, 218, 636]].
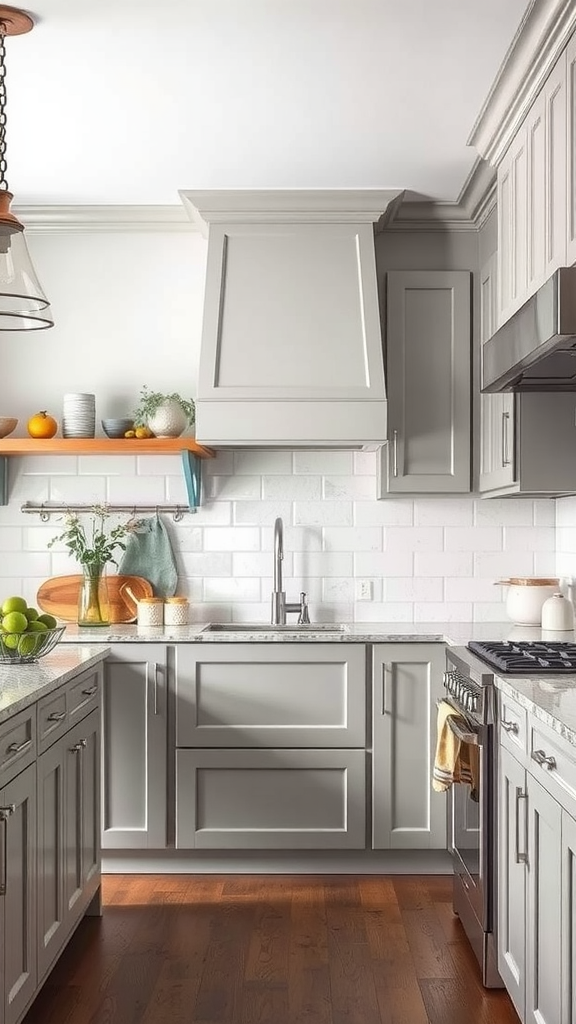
[[2, 633, 19, 650], [37, 613, 57, 629], [27, 620, 48, 632], [25, 607, 39, 622], [2, 596, 27, 616], [2, 610, 28, 633], [124, 430, 136, 438], [18, 634, 40, 657]]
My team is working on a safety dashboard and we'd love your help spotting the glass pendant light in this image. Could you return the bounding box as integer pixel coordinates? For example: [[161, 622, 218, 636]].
[[0, 6, 53, 329]]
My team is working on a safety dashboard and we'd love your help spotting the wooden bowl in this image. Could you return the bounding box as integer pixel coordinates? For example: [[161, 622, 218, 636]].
[[0, 417, 18, 438]]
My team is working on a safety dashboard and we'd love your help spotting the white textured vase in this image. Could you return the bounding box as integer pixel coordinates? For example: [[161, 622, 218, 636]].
[[147, 400, 188, 438]]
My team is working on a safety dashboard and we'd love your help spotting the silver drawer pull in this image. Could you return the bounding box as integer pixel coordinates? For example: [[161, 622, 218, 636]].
[[531, 748, 557, 771], [0, 804, 15, 896], [70, 738, 87, 753], [501, 720, 519, 735], [7, 739, 31, 755], [515, 788, 528, 864], [81, 685, 98, 697], [47, 711, 66, 722]]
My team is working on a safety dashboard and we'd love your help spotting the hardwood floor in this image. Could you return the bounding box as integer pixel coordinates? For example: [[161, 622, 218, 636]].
[[24, 874, 520, 1024]]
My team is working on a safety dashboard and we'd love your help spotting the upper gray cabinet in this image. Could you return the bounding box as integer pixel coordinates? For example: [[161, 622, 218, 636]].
[[180, 189, 403, 449], [380, 269, 471, 495]]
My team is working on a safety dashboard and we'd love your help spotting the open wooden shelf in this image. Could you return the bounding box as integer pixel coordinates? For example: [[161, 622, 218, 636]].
[[0, 437, 215, 457]]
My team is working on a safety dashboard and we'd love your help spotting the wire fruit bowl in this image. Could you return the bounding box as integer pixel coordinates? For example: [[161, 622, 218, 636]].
[[0, 626, 66, 664]]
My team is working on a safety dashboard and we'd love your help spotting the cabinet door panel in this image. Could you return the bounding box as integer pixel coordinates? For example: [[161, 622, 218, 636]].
[[81, 711, 101, 892], [0, 764, 37, 1024], [384, 270, 470, 494], [567, 36, 576, 266], [372, 644, 446, 849], [176, 748, 365, 850], [176, 643, 366, 748], [37, 740, 65, 981], [103, 645, 167, 849], [497, 745, 526, 1021], [562, 810, 576, 1024], [526, 772, 562, 1024], [544, 54, 567, 276]]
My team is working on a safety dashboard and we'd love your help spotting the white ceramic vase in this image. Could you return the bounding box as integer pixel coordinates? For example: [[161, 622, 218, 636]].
[[147, 400, 188, 438]]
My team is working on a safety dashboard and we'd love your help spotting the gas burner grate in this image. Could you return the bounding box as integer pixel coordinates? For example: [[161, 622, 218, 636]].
[[467, 640, 576, 673]]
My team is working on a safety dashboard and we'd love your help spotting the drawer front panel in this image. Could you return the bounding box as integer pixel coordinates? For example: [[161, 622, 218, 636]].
[[529, 717, 576, 819], [0, 706, 36, 785], [67, 666, 101, 724], [175, 747, 366, 849], [176, 644, 366, 748], [38, 690, 68, 752], [498, 692, 528, 757]]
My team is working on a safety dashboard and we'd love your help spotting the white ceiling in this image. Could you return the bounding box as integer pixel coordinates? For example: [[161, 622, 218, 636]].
[[4, 0, 530, 206]]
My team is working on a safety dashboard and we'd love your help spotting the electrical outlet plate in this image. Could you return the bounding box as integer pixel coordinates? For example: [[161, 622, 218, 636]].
[[356, 579, 373, 601]]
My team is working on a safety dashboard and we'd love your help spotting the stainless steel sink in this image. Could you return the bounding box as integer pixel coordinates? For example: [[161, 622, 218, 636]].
[[200, 622, 350, 634]]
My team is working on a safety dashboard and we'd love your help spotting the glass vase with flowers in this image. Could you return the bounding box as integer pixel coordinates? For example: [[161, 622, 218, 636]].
[[48, 506, 136, 627]]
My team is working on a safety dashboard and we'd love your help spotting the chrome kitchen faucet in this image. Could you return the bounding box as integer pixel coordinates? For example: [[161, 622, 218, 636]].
[[271, 517, 310, 626]]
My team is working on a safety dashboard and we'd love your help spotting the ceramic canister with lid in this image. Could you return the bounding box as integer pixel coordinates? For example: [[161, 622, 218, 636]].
[[136, 597, 164, 626], [541, 592, 575, 631], [164, 596, 189, 626]]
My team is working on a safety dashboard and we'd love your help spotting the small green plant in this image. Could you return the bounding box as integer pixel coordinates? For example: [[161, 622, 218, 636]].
[[133, 386, 195, 428], [48, 506, 136, 571]]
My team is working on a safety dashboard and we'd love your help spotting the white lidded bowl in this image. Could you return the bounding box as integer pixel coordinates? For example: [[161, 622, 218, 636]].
[[496, 577, 560, 625]]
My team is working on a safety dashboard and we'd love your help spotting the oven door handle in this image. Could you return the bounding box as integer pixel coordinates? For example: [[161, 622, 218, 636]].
[[445, 715, 479, 746]]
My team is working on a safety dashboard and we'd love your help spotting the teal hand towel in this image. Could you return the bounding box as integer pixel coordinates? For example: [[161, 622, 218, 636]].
[[118, 515, 178, 598]]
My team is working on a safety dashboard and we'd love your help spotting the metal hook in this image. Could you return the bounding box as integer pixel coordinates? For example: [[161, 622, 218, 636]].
[[40, 502, 50, 523], [173, 506, 184, 522]]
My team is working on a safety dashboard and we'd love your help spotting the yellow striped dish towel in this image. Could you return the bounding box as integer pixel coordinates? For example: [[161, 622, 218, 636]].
[[433, 699, 478, 798]]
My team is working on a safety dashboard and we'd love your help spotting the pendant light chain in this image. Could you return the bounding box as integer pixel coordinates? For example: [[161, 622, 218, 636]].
[[0, 27, 8, 192]]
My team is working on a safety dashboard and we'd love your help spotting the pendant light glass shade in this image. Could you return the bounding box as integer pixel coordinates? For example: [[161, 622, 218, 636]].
[[0, 216, 53, 330]]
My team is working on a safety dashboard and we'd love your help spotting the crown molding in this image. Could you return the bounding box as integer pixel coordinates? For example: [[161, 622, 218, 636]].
[[15, 204, 195, 232], [468, 0, 576, 166], [179, 188, 406, 234]]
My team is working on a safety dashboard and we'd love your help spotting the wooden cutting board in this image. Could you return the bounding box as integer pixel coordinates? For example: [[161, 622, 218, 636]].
[[36, 574, 153, 624]]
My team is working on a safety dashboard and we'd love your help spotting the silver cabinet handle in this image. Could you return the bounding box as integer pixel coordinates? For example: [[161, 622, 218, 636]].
[[70, 739, 87, 753], [531, 749, 556, 771], [392, 429, 399, 478], [7, 739, 32, 755], [82, 685, 98, 697], [515, 788, 528, 864], [501, 720, 519, 735], [48, 711, 67, 722], [0, 804, 15, 896], [501, 411, 512, 467]]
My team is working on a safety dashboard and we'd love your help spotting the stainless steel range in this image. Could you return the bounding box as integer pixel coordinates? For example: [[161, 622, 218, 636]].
[[445, 639, 576, 988]]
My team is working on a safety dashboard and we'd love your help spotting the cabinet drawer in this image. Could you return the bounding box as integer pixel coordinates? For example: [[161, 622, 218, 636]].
[[37, 690, 68, 752], [175, 643, 366, 748], [0, 706, 36, 785], [67, 666, 101, 724], [498, 692, 527, 756], [528, 717, 576, 819], [175, 747, 366, 850]]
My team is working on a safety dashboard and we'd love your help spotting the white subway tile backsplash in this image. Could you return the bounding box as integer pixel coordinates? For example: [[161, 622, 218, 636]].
[[293, 451, 353, 475], [0, 455, 570, 625], [263, 475, 321, 500]]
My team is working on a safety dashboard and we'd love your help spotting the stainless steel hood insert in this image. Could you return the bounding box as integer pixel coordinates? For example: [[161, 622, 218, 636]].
[[482, 268, 576, 392]]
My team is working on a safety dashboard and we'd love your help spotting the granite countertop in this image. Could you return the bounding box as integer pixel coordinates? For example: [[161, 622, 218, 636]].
[[59, 620, 568, 646], [495, 674, 576, 750], [0, 645, 110, 725]]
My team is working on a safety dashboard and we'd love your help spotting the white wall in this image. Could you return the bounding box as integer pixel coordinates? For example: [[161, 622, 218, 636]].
[[0, 222, 559, 624]]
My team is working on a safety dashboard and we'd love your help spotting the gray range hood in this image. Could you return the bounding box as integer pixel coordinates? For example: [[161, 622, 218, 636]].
[[181, 189, 404, 449], [482, 267, 576, 392]]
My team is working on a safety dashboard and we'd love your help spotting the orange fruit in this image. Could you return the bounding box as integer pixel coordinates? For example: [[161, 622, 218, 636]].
[[135, 426, 152, 438], [27, 410, 58, 438]]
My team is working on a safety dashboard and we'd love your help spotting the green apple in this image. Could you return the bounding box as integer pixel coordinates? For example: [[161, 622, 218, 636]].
[[37, 613, 57, 629], [2, 611, 28, 634], [1, 596, 27, 616], [24, 607, 39, 622]]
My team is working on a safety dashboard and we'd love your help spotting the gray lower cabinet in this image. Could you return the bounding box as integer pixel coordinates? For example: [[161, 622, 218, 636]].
[[497, 743, 527, 1018], [561, 810, 576, 1024], [175, 643, 367, 850], [0, 764, 37, 1024], [381, 270, 471, 495], [372, 643, 447, 849], [102, 644, 168, 849], [176, 747, 366, 850]]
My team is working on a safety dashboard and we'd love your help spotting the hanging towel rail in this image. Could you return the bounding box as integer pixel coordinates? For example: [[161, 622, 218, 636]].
[[20, 502, 194, 522]]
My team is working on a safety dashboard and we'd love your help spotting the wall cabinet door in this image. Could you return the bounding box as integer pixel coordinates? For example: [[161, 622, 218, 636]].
[[102, 644, 168, 850], [63, 710, 101, 930], [498, 128, 528, 324], [176, 747, 366, 850], [382, 270, 471, 495], [479, 252, 516, 494], [497, 744, 527, 1021], [0, 764, 37, 1024], [567, 35, 576, 267], [372, 643, 447, 849], [175, 643, 366, 748], [561, 809, 576, 1024], [525, 772, 562, 1024]]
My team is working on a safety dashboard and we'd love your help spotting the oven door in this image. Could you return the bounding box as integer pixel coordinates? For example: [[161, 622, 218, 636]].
[[449, 714, 492, 932]]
